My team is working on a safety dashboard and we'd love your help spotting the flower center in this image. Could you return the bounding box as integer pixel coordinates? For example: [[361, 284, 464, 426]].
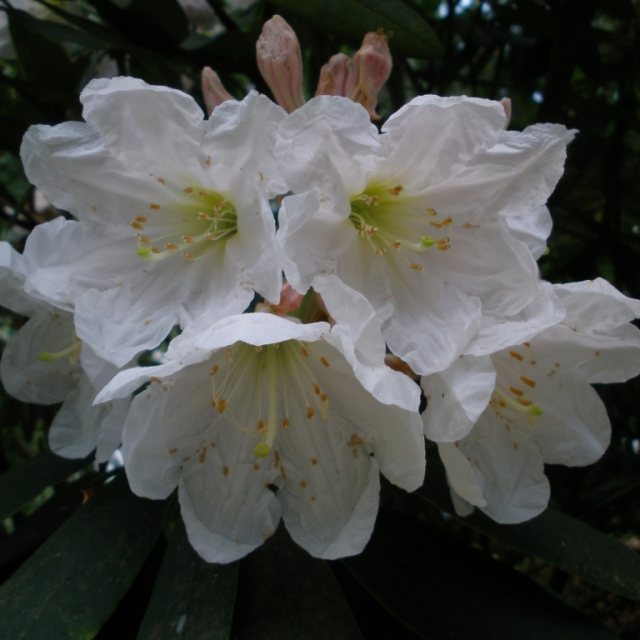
[[209, 340, 330, 458], [133, 186, 238, 262], [349, 181, 452, 270]]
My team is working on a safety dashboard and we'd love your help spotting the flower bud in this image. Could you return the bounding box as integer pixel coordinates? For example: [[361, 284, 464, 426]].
[[201, 66, 234, 115], [500, 97, 512, 127], [315, 53, 351, 97], [256, 15, 305, 113], [346, 31, 392, 120]]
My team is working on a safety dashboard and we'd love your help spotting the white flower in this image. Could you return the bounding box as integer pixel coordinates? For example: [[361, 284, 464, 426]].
[[97, 290, 424, 563], [0, 241, 128, 462], [276, 94, 574, 375], [20, 77, 286, 367], [425, 279, 640, 523]]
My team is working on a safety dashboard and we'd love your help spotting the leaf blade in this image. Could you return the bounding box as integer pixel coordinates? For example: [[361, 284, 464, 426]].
[[271, 0, 442, 58]]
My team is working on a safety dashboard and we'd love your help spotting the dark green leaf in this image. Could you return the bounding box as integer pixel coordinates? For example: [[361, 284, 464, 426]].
[[0, 482, 83, 571], [232, 527, 363, 639], [85, 0, 188, 49], [7, 14, 106, 50], [0, 474, 168, 640], [271, 0, 442, 58], [0, 450, 92, 521], [8, 9, 76, 91], [344, 511, 619, 640], [137, 519, 238, 640], [32, 0, 134, 48], [417, 448, 640, 600]]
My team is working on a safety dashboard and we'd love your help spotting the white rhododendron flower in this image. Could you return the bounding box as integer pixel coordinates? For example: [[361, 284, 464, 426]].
[[426, 279, 640, 523], [96, 296, 424, 563], [276, 95, 574, 375], [20, 78, 285, 366], [0, 242, 129, 461]]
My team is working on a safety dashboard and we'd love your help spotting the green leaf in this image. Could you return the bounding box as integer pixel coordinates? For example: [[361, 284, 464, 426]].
[[126, 0, 190, 46], [33, 0, 135, 48], [6, 14, 106, 50], [232, 528, 363, 639], [271, 0, 442, 58], [0, 450, 92, 521], [137, 519, 238, 640], [0, 474, 168, 640], [85, 0, 188, 49], [417, 448, 640, 600], [344, 511, 619, 640], [0, 481, 83, 570]]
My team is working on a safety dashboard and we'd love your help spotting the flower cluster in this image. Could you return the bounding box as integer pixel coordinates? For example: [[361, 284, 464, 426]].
[[2, 16, 640, 563]]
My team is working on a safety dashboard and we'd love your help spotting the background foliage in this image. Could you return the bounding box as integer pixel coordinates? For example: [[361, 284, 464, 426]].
[[0, 0, 639, 637]]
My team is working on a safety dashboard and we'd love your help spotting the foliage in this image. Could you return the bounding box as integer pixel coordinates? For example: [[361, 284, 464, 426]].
[[0, 0, 639, 637]]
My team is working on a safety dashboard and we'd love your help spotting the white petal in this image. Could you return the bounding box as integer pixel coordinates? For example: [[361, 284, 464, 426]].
[[438, 442, 486, 508], [554, 278, 640, 332], [0, 241, 40, 316], [315, 274, 420, 411], [0, 309, 81, 404], [466, 281, 564, 357], [48, 378, 103, 459], [80, 77, 205, 177], [203, 91, 287, 196], [425, 219, 539, 317], [381, 95, 507, 187], [422, 355, 496, 442], [276, 95, 379, 194], [458, 413, 550, 523], [505, 204, 552, 260], [379, 267, 481, 375]]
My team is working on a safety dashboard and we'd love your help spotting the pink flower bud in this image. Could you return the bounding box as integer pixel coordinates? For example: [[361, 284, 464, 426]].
[[201, 66, 234, 115], [315, 53, 351, 97], [256, 15, 305, 113], [346, 31, 392, 120], [500, 97, 512, 127]]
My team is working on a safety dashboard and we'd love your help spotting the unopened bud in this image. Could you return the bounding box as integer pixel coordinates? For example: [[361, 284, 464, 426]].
[[256, 15, 305, 113], [316, 53, 351, 97], [346, 31, 392, 120], [500, 97, 512, 127], [201, 67, 234, 115]]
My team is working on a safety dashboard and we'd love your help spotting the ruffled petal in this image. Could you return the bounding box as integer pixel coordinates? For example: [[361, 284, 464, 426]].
[[422, 355, 496, 442], [381, 95, 507, 187], [80, 77, 206, 177], [458, 413, 550, 523]]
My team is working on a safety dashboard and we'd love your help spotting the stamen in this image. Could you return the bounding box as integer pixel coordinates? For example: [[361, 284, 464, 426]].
[[493, 389, 543, 417], [38, 336, 82, 365]]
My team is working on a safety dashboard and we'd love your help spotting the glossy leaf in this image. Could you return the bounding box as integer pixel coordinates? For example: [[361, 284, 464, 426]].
[[232, 528, 363, 639], [271, 0, 442, 58], [417, 447, 640, 600], [344, 511, 619, 640], [137, 519, 238, 640], [8, 9, 76, 91], [0, 449, 92, 521], [0, 474, 167, 640]]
